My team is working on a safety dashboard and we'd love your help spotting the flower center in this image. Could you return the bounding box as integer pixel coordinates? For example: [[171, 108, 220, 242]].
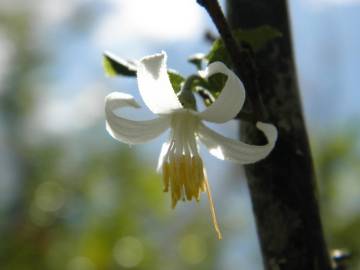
[[160, 110, 222, 239]]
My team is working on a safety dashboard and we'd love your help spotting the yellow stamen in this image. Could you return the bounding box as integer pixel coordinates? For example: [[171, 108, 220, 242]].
[[191, 156, 204, 201], [169, 157, 179, 208], [161, 154, 222, 239], [180, 156, 192, 201]]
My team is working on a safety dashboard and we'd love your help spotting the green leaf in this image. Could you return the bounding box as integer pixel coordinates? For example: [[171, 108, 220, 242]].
[[103, 52, 185, 92], [206, 38, 232, 66], [103, 51, 137, 77], [103, 52, 185, 93], [167, 70, 185, 93], [206, 25, 282, 65], [208, 73, 227, 95], [188, 53, 205, 70], [233, 25, 282, 51]]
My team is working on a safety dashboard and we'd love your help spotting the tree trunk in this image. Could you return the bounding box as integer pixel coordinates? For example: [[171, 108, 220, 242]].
[[226, 1, 332, 269]]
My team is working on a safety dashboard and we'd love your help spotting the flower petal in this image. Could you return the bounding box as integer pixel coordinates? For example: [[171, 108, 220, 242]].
[[197, 62, 245, 123], [198, 122, 277, 164], [156, 141, 171, 171], [105, 92, 170, 144], [137, 52, 183, 115]]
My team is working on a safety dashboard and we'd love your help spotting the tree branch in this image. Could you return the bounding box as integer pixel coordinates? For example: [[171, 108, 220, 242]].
[[197, 0, 267, 121], [198, 0, 333, 269]]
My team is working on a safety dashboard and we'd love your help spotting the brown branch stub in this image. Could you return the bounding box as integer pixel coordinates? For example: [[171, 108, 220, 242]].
[[204, 30, 217, 43]]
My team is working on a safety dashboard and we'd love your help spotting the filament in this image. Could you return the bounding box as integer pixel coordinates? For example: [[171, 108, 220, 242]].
[[204, 172, 222, 240]]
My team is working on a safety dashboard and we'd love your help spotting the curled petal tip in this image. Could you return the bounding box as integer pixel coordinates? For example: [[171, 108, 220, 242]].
[[105, 91, 170, 144], [196, 61, 245, 123], [198, 121, 278, 164], [256, 122, 278, 144], [105, 92, 142, 110]]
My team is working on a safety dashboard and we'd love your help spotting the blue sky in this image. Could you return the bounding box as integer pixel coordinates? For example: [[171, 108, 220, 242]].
[[290, 0, 360, 128], [1, 0, 355, 136]]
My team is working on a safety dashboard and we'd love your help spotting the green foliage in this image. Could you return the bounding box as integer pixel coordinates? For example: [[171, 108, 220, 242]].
[[206, 38, 232, 67], [189, 25, 282, 107], [206, 74, 227, 97], [102, 26, 278, 108], [188, 53, 206, 70], [312, 129, 360, 269], [206, 25, 282, 66], [233, 25, 282, 51], [102, 52, 185, 93], [187, 74, 227, 106], [167, 69, 185, 93], [1, 7, 219, 270], [103, 52, 137, 77], [2, 7, 359, 269]]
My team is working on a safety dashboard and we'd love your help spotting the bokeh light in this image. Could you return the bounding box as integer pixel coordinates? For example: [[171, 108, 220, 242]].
[[113, 236, 144, 268]]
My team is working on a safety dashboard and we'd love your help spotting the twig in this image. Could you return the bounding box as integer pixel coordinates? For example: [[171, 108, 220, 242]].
[[197, 0, 267, 121]]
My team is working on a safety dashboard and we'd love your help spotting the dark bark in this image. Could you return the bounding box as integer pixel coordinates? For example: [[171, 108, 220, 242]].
[[226, 1, 332, 269]]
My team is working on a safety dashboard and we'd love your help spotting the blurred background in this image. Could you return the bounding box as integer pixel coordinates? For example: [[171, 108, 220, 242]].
[[0, 0, 359, 269]]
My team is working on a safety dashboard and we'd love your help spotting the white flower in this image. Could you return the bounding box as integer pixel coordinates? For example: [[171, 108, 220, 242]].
[[105, 51, 277, 239]]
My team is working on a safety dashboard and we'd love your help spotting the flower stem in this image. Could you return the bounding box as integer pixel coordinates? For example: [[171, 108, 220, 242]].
[[182, 75, 201, 91], [177, 75, 199, 110]]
